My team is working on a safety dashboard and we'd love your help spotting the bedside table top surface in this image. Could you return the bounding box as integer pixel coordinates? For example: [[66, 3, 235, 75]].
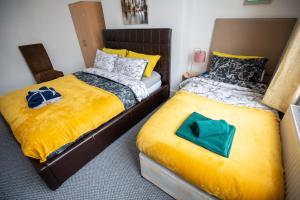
[[183, 72, 199, 78]]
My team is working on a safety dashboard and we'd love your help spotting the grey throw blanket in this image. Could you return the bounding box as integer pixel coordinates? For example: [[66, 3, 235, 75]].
[[74, 71, 137, 110]]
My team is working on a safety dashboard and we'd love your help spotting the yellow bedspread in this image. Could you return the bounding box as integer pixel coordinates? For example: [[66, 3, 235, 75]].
[[0, 75, 125, 162], [137, 91, 284, 200]]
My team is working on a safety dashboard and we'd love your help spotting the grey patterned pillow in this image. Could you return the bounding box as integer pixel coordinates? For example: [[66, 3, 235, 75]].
[[113, 57, 148, 80], [94, 49, 118, 72], [208, 54, 268, 83]]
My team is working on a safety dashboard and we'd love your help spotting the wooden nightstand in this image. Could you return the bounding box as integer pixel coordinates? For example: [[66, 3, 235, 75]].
[[182, 72, 199, 81]]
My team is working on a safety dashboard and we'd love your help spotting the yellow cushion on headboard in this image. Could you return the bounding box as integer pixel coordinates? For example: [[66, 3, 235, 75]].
[[213, 51, 264, 59], [127, 50, 161, 77], [103, 48, 128, 57]]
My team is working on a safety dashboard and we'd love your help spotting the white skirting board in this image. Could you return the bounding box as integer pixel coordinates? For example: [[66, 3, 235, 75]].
[[139, 153, 216, 200]]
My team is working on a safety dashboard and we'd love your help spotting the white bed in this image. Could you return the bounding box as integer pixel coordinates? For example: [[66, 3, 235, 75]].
[[136, 18, 297, 199], [140, 153, 216, 200], [138, 75, 278, 200]]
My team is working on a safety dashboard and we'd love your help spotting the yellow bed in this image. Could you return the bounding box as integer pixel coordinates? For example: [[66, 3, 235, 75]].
[[0, 75, 124, 162], [136, 91, 284, 200]]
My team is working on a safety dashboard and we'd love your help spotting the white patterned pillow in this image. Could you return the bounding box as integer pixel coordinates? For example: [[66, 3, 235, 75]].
[[113, 57, 148, 80], [94, 49, 118, 72]]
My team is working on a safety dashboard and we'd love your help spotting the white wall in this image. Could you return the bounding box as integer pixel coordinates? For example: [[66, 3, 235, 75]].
[[0, 0, 299, 94], [102, 0, 189, 91], [0, 0, 86, 95], [102, 0, 300, 92]]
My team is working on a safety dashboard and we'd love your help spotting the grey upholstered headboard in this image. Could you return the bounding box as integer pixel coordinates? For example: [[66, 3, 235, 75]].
[[209, 18, 297, 83]]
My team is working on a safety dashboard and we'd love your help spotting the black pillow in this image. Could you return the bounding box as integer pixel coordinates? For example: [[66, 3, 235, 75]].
[[208, 54, 268, 83]]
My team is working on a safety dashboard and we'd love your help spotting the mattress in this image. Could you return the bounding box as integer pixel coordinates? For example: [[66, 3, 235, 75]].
[[142, 71, 162, 94], [142, 71, 161, 88], [136, 77, 284, 199], [147, 80, 162, 94]]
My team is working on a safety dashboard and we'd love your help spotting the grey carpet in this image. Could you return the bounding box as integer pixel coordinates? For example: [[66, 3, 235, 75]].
[[0, 111, 173, 200]]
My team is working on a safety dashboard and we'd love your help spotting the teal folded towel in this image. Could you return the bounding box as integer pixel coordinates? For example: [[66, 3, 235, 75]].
[[191, 119, 229, 138], [176, 112, 235, 158]]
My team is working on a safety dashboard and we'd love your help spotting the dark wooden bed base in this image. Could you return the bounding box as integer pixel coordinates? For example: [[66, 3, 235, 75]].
[[30, 28, 172, 190]]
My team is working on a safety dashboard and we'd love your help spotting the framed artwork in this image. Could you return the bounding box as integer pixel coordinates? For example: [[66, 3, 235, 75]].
[[121, 0, 148, 25], [244, 0, 272, 5]]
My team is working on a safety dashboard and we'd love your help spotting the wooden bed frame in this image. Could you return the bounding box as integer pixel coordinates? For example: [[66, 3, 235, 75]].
[[29, 28, 172, 190], [139, 18, 297, 199]]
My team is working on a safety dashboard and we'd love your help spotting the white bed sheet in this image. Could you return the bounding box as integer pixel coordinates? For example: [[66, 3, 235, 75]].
[[142, 71, 162, 94], [179, 76, 275, 113]]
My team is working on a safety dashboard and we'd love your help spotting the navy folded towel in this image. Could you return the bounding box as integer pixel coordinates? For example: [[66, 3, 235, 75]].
[[26, 86, 61, 109]]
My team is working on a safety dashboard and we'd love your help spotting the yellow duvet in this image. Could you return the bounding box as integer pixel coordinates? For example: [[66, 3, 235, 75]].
[[137, 91, 284, 200], [0, 75, 125, 162]]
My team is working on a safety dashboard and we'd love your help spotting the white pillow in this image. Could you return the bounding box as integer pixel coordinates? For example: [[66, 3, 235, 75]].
[[112, 57, 148, 80], [94, 49, 118, 72]]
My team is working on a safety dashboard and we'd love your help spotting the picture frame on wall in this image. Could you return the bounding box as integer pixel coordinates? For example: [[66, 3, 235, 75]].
[[121, 0, 148, 25], [244, 0, 272, 5]]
